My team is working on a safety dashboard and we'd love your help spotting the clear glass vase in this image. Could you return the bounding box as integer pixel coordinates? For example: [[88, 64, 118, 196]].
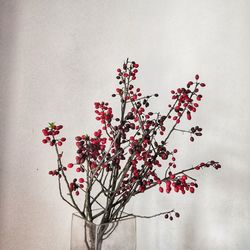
[[70, 213, 136, 250]]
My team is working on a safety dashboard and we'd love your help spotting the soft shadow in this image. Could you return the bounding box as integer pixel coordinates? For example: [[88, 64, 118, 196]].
[[0, 0, 19, 231]]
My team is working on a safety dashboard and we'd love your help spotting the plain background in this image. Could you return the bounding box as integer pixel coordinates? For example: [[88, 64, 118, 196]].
[[0, 0, 250, 249]]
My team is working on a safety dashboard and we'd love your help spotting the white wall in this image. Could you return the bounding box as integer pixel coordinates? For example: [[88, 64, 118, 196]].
[[0, 0, 249, 249]]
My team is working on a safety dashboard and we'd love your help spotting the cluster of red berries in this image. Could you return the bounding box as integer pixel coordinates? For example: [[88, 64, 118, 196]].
[[48, 166, 67, 177], [116, 61, 139, 82], [69, 178, 85, 196], [167, 148, 178, 168], [128, 86, 143, 101], [195, 161, 221, 170], [117, 157, 165, 196], [41, 123, 66, 146], [95, 102, 113, 130], [157, 174, 197, 194], [68, 131, 108, 172], [169, 75, 206, 124], [171, 177, 197, 194], [155, 160, 220, 196]]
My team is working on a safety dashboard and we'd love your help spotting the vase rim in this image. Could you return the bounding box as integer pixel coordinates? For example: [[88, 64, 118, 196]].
[[72, 210, 136, 226]]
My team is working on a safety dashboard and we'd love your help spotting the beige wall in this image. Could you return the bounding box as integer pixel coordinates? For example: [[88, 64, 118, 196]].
[[0, 0, 249, 249]]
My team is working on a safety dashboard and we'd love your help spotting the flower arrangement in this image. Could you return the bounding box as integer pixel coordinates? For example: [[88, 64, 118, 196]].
[[41, 59, 221, 248]]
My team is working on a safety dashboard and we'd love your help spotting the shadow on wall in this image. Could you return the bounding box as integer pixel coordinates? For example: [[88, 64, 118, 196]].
[[0, 0, 19, 217], [182, 203, 197, 250]]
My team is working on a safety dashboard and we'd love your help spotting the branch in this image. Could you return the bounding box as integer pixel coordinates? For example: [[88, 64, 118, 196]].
[[54, 140, 85, 218], [118, 209, 174, 220]]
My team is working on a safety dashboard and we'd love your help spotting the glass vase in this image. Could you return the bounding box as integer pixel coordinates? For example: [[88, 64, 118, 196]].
[[70, 213, 136, 250]]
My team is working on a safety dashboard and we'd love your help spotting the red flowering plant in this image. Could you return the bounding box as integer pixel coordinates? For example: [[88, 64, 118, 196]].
[[41, 59, 221, 244]]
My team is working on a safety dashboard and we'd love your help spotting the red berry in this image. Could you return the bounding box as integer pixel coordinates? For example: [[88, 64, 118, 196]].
[[181, 175, 187, 181], [42, 129, 49, 136], [57, 141, 62, 146], [195, 74, 199, 80], [67, 163, 73, 168], [215, 164, 221, 169], [157, 179, 162, 185], [69, 183, 74, 191], [166, 180, 171, 186], [190, 187, 195, 193], [196, 95, 202, 101], [61, 137, 66, 142], [76, 168, 81, 172], [56, 125, 63, 130], [42, 139, 48, 144], [170, 174, 175, 180], [159, 187, 164, 193], [79, 178, 84, 183]]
